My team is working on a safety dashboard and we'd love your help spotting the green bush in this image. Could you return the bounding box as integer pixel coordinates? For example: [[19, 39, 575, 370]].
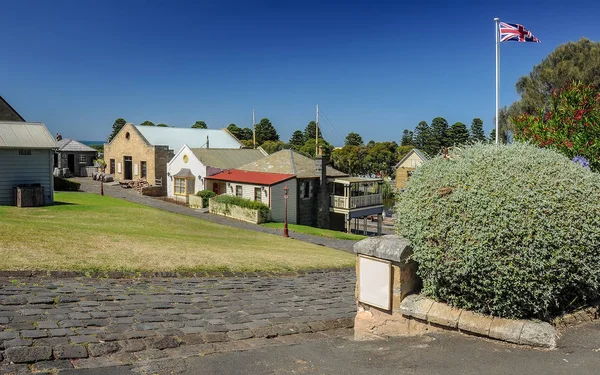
[[396, 143, 600, 320], [195, 190, 216, 207], [213, 195, 270, 216], [54, 177, 81, 192]]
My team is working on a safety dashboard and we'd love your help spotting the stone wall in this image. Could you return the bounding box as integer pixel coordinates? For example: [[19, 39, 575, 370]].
[[353, 235, 557, 348], [209, 198, 270, 224]]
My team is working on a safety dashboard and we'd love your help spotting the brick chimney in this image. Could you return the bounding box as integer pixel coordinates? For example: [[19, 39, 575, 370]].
[[315, 146, 330, 229]]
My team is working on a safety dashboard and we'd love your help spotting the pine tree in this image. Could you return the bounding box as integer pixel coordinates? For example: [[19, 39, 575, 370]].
[[400, 129, 414, 146], [470, 118, 486, 142], [448, 122, 470, 146]]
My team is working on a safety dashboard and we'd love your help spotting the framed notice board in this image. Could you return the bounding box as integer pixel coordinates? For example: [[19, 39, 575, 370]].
[[358, 255, 391, 310]]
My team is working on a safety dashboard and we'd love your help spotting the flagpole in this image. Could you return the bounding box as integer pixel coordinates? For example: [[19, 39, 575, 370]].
[[494, 17, 499, 145]]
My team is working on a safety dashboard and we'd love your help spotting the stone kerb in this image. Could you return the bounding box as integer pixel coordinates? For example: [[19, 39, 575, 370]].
[[353, 235, 557, 348]]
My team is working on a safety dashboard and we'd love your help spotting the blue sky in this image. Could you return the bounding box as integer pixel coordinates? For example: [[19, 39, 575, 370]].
[[2, 0, 599, 145]]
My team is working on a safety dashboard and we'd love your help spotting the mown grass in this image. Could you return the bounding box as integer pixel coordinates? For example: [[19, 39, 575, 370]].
[[0, 192, 354, 273], [261, 222, 366, 241]]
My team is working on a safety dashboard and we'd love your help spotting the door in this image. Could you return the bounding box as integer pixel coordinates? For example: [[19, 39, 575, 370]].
[[124, 156, 133, 180], [67, 154, 75, 173], [212, 182, 219, 194]]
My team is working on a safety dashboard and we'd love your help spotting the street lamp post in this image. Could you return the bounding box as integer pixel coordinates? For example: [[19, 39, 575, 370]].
[[283, 185, 289, 238]]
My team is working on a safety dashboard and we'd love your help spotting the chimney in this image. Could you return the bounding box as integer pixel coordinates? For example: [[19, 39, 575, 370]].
[[315, 150, 329, 229]]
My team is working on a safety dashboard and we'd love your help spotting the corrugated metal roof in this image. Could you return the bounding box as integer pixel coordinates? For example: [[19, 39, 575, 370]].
[[190, 148, 267, 170], [238, 150, 348, 178], [135, 125, 243, 150], [57, 139, 97, 152], [0, 122, 57, 149], [208, 169, 295, 186]]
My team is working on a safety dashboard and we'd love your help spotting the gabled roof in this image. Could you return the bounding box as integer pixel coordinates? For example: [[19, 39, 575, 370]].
[[57, 139, 97, 152], [208, 169, 295, 186], [238, 149, 348, 178], [135, 125, 243, 150], [394, 148, 428, 169], [0, 96, 25, 122], [0, 122, 57, 149], [190, 148, 267, 170]]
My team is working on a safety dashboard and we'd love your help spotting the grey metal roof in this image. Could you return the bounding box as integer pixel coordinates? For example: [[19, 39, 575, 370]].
[[57, 139, 97, 152], [190, 148, 267, 170], [135, 125, 243, 151], [172, 168, 195, 178], [0, 96, 25, 122], [0, 122, 57, 149], [238, 149, 348, 178], [394, 148, 428, 169]]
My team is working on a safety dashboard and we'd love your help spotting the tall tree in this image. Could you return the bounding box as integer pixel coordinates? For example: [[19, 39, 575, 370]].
[[107, 118, 127, 142], [255, 118, 279, 144], [489, 128, 496, 144], [299, 138, 333, 158], [413, 121, 436, 156], [239, 127, 253, 141], [431, 117, 450, 151], [400, 129, 414, 146], [192, 121, 208, 129], [289, 130, 306, 149], [157, 123, 169, 127], [304, 121, 323, 142], [344, 132, 363, 146], [492, 106, 511, 144], [139, 120, 155, 126], [448, 122, 470, 146], [470, 118, 486, 142], [513, 38, 600, 116], [227, 123, 242, 139], [260, 140, 285, 154]]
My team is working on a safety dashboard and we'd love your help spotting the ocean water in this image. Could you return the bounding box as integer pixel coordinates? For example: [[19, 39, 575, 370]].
[[80, 140, 105, 146]]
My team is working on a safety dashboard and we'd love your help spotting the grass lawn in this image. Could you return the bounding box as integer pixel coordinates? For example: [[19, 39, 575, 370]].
[[0, 192, 354, 273], [261, 222, 366, 241]]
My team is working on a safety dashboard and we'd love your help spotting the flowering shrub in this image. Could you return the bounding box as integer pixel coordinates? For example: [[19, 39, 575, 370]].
[[512, 82, 600, 172], [396, 143, 600, 320]]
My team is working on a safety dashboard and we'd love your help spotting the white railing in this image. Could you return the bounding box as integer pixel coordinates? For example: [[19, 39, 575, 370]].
[[330, 194, 382, 209]]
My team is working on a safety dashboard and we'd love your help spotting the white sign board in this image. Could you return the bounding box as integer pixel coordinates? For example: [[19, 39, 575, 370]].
[[358, 255, 391, 310], [134, 163, 139, 176]]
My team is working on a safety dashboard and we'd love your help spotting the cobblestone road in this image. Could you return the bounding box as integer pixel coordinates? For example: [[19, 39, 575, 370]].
[[0, 270, 355, 373]]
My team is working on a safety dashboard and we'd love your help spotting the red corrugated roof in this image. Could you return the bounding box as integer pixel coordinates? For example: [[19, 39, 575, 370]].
[[208, 169, 295, 186]]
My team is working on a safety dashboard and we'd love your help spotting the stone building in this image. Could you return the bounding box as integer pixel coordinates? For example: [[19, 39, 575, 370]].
[[54, 139, 98, 177], [103, 123, 243, 195]]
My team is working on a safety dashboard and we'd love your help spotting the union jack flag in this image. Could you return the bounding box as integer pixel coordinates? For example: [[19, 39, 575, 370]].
[[499, 22, 540, 43]]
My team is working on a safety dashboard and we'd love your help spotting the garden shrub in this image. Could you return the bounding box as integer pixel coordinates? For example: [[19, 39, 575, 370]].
[[513, 82, 600, 172], [195, 190, 216, 207], [213, 195, 270, 217], [395, 142, 600, 320], [54, 177, 81, 191]]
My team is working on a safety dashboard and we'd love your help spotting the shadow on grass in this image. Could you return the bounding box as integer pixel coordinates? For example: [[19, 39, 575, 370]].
[[52, 201, 77, 206]]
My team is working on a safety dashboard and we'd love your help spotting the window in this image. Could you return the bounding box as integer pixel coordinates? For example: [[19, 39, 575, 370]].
[[79, 155, 87, 163], [175, 178, 194, 196], [254, 187, 262, 202], [110, 159, 115, 174], [187, 179, 195, 195], [174, 178, 186, 195], [140, 161, 147, 178], [300, 180, 311, 199], [18, 149, 31, 156], [236, 185, 243, 198]]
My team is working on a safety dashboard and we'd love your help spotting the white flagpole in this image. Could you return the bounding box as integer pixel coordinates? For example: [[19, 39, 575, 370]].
[[494, 17, 500, 145]]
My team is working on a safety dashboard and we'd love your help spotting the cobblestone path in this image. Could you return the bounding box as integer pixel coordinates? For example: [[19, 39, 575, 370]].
[[0, 270, 355, 374]]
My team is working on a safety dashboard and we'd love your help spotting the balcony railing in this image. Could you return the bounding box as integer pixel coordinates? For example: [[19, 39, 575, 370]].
[[330, 194, 382, 209]]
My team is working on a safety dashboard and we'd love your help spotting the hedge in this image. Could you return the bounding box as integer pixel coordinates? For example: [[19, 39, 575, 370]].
[[396, 142, 600, 320]]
